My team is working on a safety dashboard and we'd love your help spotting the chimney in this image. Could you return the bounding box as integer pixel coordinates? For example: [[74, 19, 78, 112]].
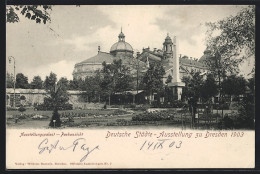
[[154, 48, 157, 52], [137, 51, 140, 57], [98, 46, 100, 53]]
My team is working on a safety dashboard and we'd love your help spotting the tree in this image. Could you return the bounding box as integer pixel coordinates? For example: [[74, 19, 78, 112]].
[[205, 6, 255, 117], [30, 76, 43, 89], [6, 5, 52, 24], [81, 71, 103, 103], [222, 75, 247, 102], [164, 75, 173, 104], [205, 5, 255, 75], [58, 77, 69, 89], [236, 76, 254, 129], [43, 72, 57, 91], [182, 71, 204, 126], [165, 75, 172, 84], [6, 72, 14, 88], [100, 60, 133, 105], [142, 62, 165, 104], [16, 73, 29, 89], [200, 73, 218, 103], [43, 72, 69, 127], [100, 62, 115, 105], [68, 78, 80, 90]]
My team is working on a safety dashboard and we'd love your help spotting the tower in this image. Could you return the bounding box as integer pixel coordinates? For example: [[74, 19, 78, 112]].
[[163, 33, 173, 59], [162, 34, 174, 67], [118, 27, 125, 42], [172, 36, 180, 83], [165, 34, 185, 100]]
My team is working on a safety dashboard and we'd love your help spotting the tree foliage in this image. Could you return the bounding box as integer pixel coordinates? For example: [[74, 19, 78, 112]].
[[222, 75, 247, 96], [43, 72, 69, 127], [205, 5, 255, 74], [236, 76, 255, 129], [101, 60, 133, 96], [182, 71, 205, 125], [16, 73, 29, 89], [142, 62, 165, 96], [200, 73, 218, 103], [6, 5, 52, 24], [6, 72, 14, 88], [68, 78, 80, 90], [80, 71, 103, 102], [182, 71, 204, 106], [30, 76, 43, 89]]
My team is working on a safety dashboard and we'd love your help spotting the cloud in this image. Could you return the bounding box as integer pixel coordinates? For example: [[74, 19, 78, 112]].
[[25, 60, 77, 81]]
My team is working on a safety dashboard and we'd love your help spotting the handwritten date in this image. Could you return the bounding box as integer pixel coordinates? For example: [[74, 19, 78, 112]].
[[140, 139, 182, 150]]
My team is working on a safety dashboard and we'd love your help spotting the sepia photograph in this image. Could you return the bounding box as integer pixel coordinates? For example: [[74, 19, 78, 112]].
[[5, 4, 255, 169]]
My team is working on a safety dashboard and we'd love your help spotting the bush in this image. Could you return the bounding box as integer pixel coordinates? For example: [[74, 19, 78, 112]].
[[18, 106, 26, 113], [34, 103, 73, 111], [113, 109, 128, 115], [151, 100, 187, 108], [20, 96, 26, 100], [6, 106, 17, 111], [132, 110, 174, 121]]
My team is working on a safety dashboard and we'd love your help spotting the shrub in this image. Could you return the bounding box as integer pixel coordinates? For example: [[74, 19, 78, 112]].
[[34, 103, 73, 111], [18, 106, 26, 113], [113, 109, 128, 115], [132, 110, 174, 121], [151, 100, 187, 108], [6, 106, 17, 111], [20, 95, 26, 100]]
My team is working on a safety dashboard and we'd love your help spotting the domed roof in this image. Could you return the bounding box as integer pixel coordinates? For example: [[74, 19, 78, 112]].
[[199, 49, 212, 63], [110, 41, 133, 53], [110, 29, 133, 53], [163, 33, 173, 45]]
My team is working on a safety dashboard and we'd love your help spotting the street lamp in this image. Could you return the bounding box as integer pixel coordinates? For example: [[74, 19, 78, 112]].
[[8, 56, 16, 108]]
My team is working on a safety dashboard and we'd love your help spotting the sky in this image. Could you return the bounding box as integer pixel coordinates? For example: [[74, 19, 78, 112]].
[[6, 5, 254, 82]]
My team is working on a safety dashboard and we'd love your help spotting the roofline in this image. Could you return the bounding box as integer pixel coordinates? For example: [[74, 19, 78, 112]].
[[110, 49, 134, 53], [75, 62, 112, 67]]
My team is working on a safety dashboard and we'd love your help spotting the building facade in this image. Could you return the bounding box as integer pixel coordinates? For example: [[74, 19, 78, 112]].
[[73, 30, 211, 100], [73, 29, 138, 80]]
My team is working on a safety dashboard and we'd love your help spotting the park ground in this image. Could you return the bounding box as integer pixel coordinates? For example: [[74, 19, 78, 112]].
[[6, 107, 237, 129]]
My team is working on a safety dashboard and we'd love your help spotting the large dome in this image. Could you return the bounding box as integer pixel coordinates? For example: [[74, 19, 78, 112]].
[[110, 29, 133, 53], [110, 41, 133, 53]]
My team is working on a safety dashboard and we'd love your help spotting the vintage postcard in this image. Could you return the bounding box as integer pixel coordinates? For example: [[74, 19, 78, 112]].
[[6, 5, 255, 169]]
